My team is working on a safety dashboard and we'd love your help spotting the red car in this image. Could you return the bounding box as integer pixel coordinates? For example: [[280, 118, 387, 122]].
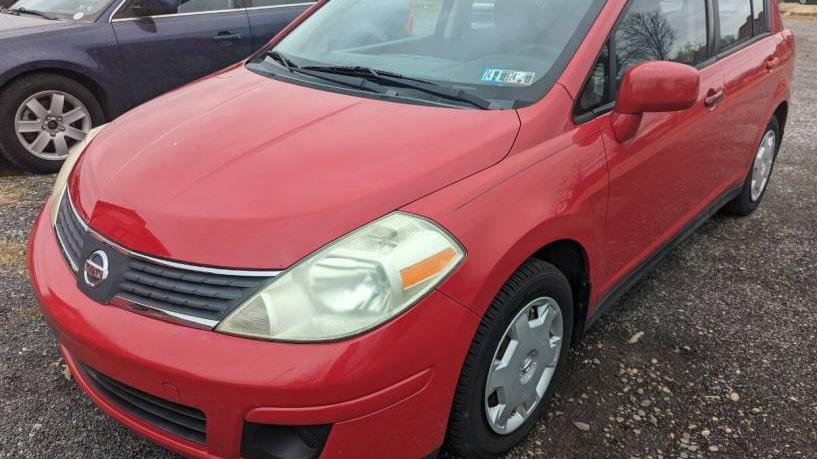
[[28, 0, 794, 458]]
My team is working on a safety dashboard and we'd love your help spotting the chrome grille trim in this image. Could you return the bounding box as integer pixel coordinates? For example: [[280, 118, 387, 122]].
[[53, 190, 86, 272], [64, 187, 89, 232], [110, 296, 220, 330], [53, 197, 79, 272]]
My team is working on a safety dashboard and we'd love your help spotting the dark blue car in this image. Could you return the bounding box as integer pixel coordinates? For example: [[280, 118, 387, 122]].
[[0, 0, 312, 173]]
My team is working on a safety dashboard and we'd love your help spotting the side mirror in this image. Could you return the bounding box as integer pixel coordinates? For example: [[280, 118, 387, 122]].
[[611, 61, 701, 142], [129, 0, 179, 17]]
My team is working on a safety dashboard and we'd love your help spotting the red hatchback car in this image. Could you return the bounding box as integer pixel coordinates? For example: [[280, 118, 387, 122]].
[[28, 0, 794, 458]]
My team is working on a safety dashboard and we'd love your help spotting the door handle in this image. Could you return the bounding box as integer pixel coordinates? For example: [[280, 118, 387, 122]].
[[704, 89, 725, 107], [212, 32, 243, 42], [766, 56, 780, 70]]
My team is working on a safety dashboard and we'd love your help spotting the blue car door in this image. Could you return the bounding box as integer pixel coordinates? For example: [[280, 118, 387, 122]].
[[111, 0, 252, 105], [242, 0, 313, 50]]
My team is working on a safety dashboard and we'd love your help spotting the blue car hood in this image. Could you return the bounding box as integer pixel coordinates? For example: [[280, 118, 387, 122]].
[[0, 12, 77, 38]]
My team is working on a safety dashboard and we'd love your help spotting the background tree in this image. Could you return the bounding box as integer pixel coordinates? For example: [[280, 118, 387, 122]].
[[617, 10, 677, 64]]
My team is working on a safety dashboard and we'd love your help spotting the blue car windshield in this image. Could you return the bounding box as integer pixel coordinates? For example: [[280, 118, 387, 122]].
[[8, 0, 111, 19], [256, 0, 603, 108]]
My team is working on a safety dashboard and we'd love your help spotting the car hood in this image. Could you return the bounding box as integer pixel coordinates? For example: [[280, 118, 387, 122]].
[[71, 66, 521, 269], [0, 13, 75, 38]]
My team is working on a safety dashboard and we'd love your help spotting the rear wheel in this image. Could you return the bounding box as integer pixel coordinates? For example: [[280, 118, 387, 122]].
[[447, 259, 573, 458], [0, 73, 104, 174], [723, 117, 781, 216]]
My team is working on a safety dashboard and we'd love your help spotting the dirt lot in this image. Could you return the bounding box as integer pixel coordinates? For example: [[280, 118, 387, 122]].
[[1, 19, 816, 459]]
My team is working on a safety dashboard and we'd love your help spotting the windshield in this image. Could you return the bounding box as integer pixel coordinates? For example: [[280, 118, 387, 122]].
[[253, 0, 603, 108], [7, 0, 111, 20]]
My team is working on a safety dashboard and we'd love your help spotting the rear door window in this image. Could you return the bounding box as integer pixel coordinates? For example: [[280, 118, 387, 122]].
[[471, 1, 495, 29], [176, 0, 241, 13], [408, 0, 444, 36], [246, 0, 315, 6], [752, 0, 767, 35], [116, 0, 243, 18], [717, 0, 753, 50], [405, 1, 498, 37]]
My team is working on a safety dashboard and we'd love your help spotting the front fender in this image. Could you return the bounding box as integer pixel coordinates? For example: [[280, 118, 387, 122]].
[[0, 25, 131, 116], [405, 90, 609, 318]]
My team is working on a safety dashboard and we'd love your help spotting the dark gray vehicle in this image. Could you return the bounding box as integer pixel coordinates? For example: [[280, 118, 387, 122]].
[[0, 0, 312, 173]]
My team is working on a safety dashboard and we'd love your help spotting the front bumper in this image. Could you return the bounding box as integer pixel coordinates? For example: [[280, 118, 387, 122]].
[[28, 205, 479, 459]]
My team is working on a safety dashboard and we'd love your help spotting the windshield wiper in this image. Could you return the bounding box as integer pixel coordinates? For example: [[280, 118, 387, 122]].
[[265, 50, 299, 73], [9, 7, 59, 20], [303, 66, 435, 86], [255, 56, 495, 108], [293, 67, 391, 97], [254, 54, 390, 97], [301, 65, 495, 110]]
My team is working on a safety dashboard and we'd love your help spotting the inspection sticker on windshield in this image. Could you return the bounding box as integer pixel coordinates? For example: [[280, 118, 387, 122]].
[[481, 68, 536, 86]]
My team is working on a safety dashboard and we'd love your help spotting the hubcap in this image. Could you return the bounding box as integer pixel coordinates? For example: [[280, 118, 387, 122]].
[[14, 90, 91, 161], [484, 297, 564, 435], [750, 130, 776, 202]]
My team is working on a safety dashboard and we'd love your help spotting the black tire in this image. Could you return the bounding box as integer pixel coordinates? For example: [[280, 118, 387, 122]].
[[0, 73, 104, 174], [446, 259, 574, 459], [723, 117, 781, 216]]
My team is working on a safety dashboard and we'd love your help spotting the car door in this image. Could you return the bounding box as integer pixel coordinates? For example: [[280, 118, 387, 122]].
[[111, 0, 252, 105], [576, 0, 730, 291], [715, 0, 788, 183], [242, 0, 313, 50]]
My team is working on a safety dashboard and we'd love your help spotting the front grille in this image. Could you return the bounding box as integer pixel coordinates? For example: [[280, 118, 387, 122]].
[[54, 192, 86, 271], [53, 190, 278, 328], [80, 363, 207, 445], [117, 259, 269, 323]]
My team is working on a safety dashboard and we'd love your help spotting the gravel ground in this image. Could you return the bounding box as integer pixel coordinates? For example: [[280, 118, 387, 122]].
[[1, 19, 815, 459]]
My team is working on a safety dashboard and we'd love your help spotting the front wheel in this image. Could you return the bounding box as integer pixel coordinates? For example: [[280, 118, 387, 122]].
[[0, 73, 104, 174], [723, 117, 781, 216], [446, 259, 573, 458]]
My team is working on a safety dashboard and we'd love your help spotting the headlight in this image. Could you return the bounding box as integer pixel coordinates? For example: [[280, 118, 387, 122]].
[[49, 124, 107, 225], [217, 212, 465, 342]]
